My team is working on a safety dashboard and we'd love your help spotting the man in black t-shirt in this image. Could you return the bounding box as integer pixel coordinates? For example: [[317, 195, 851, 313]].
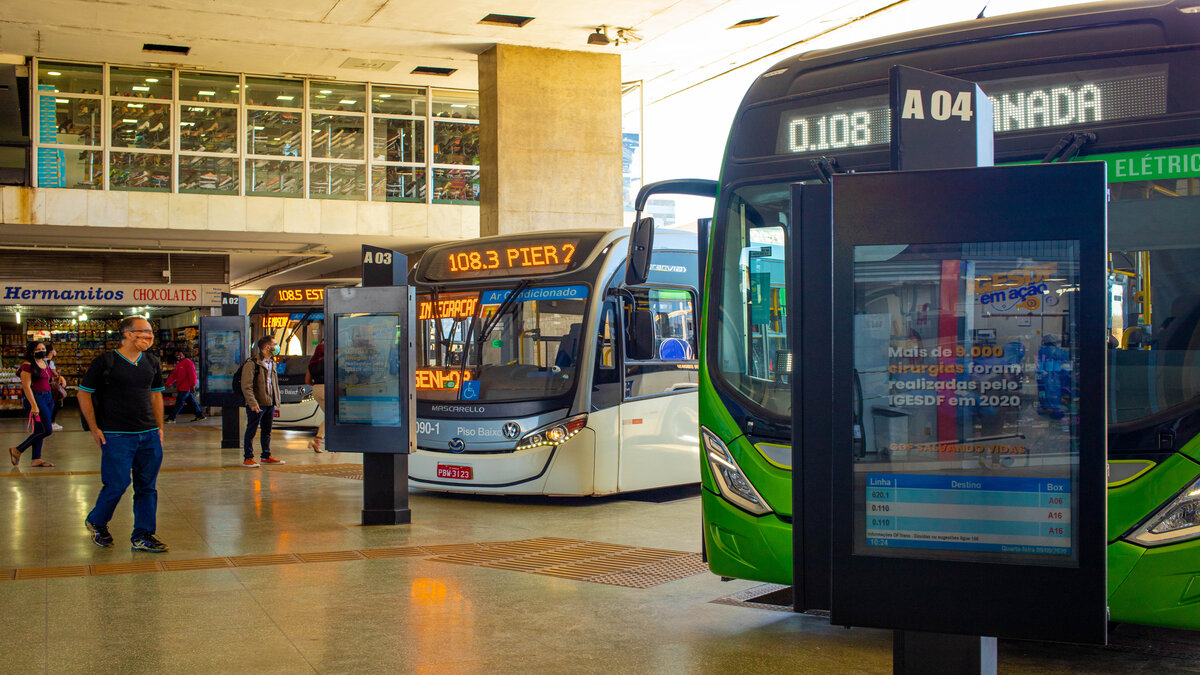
[[78, 316, 169, 553]]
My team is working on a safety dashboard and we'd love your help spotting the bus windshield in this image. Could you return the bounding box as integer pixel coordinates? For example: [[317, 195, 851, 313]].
[[416, 286, 589, 403], [711, 173, 1200, 429]]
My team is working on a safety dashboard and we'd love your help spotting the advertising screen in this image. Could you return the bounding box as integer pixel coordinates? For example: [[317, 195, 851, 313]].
[[851, 240, 1080, 566], [204, 329, 243, 393], [335, 312, 402, 425]]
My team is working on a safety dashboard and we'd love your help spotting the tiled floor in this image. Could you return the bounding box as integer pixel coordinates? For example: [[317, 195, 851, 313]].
[[1, 416, 1197, 673]]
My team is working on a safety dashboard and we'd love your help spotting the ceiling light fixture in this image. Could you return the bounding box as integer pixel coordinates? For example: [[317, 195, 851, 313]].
[[587, 27, 610, 46], [198, 90, 216, 96], [47, 71, 61, 76]]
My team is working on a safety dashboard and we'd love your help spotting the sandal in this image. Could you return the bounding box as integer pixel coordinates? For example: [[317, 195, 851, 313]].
[[9, 447, 20, 466], [30, 460, 54, 468], [308, 437, 324, 453]]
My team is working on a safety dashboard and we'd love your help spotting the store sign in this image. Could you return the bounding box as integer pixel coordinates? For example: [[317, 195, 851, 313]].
[[0, 282, 227, 306]]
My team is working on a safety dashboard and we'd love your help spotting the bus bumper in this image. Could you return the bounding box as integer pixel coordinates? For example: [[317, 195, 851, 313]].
[[702, 488, 793, 585], [408, 430, 596, 495], [274, 399, 322, 428], [1108, 538, 1200, 630]]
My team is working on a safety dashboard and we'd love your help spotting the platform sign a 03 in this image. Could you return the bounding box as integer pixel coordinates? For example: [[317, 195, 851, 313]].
[[853, 241, 1080, 565]]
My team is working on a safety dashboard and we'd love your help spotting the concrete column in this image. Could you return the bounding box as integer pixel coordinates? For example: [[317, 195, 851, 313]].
[[478, 45, 622, 236]]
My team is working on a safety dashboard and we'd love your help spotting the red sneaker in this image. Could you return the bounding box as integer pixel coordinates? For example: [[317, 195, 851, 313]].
[[259, 456, 285, 465], [242, 458, 259, 467]]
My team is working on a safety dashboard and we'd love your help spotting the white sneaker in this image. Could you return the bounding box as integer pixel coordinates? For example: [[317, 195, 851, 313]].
[[51, 423, 63, 431]]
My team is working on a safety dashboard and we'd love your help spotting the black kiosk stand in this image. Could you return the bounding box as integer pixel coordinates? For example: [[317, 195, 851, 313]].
[[324, 245, 415, 526], [790, 67, 1108, 673], [200, 293, 249, 449]]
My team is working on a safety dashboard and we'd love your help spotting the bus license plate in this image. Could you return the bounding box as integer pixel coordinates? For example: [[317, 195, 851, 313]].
[[437, 464, 472, 480]]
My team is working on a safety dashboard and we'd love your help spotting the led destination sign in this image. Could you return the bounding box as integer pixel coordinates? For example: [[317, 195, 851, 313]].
[[268, 286, 325, 305], [422, 235, 595, 281], [777, 65, 1167, 155], [418, 295, 479, 321]]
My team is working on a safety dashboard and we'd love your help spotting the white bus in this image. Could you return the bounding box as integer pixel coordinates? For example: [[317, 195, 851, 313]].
[[409, 228, 701, 495]]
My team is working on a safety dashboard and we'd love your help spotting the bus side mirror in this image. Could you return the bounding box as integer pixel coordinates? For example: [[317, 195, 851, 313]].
[[625, 217, 655, 286], [626, 307, 656, 361]]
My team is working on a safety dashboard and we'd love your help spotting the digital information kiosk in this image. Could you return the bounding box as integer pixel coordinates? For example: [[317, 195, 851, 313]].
[[201, 298, 249, 449], [324, 246, 415, 525], [818, 163, 1109, 647]]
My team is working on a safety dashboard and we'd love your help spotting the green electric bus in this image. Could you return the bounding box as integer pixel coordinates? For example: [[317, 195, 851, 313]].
[[696, 0, 1200, 630]]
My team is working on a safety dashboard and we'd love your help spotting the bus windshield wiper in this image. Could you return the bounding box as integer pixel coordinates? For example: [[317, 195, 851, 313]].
[[469, 279, 532, 368]]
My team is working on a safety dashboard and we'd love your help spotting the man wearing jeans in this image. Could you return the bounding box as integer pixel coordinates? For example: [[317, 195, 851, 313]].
[[78, 316, 169, 553]]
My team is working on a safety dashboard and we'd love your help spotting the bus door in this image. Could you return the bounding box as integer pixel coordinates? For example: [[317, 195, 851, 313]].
[[617, 286, 701, 491]]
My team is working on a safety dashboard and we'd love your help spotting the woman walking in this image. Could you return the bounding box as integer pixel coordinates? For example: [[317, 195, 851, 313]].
[[304, 341, 325, 452], [9, 342, 57, 468]]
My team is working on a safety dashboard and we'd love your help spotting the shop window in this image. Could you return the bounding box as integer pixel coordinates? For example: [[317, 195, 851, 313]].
[[246, 159, 303, 198], [432, 168, 479, 204], [310, 162, 365, 200], [372, 85, 426, 115], [111, 101, 171, 150], [180, 156, 238, 195], [37, 62, 102, 95], [109, 67, 172, 100], [179, 73, 240, 104], [38, 97, 100, 146], [432, 89, 479, 120], [310, 114, 365, 160], [110, 151, 171, 192], [373, 118, 424, 163], [181, 106, 237, 153], [247, 110, 302, 157], [371, 166, 425, 203], [433, 121, 478, 165], [310, 82, 366, 113], [37, 148, 101, 189], [244, 77, 304, 107]]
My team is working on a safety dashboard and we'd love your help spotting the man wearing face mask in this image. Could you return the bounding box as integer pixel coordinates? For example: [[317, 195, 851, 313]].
[[78, 316, 168, 553]]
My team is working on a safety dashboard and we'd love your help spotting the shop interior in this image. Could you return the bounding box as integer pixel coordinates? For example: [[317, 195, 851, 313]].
[[0, 304, 207, 414]]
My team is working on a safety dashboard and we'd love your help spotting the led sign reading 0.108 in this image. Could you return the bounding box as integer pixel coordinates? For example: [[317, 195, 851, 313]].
[[777, 65, 1167, 156], [424, 237, 585, 281]]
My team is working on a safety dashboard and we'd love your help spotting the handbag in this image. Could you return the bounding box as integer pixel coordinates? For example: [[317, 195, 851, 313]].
[[51, 380, 68, 402]]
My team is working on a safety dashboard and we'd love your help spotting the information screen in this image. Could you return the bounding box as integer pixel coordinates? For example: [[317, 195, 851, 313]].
[[421, 235, 590, 281], [777, 64, 1168, 156], [204, 330, 243, 393], [335, 313, 402, 426], [852, 240, 1080, 565]]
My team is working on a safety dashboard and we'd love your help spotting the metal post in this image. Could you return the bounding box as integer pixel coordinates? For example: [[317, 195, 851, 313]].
[[893, 631, 997, 675]]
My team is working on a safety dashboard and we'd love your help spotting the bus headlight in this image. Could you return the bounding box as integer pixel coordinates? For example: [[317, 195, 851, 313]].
[[515, 415, 588, 450], [1126, 478, 1200, 547], [702, 426, 772, 516]]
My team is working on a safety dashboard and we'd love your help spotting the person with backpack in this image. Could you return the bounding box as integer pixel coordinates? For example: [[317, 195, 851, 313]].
[[304, 340, 325, 452], [8, 341, 58, 468], [78, 316, 169, 553], [240, 335, 285, 467]]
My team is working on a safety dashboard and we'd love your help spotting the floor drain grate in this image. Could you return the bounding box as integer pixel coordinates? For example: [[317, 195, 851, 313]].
[[428, 537, 708, 588], [3, 538, 706, 588]]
